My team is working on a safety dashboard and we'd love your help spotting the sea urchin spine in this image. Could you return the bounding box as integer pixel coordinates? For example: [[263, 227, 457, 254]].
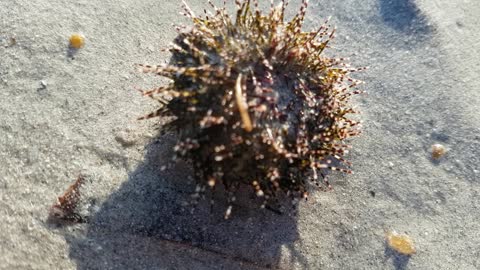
[[137, 0, 365, 218]]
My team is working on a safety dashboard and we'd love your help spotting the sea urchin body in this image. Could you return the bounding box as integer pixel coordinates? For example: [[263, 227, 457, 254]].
[[137, 0, 364, 217]]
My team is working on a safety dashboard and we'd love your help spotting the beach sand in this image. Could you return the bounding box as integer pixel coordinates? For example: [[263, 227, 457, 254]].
[[1, 0, 479, 269]]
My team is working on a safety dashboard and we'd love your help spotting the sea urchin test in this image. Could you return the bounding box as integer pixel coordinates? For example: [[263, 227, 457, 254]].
[[137, 0, 365, 218]]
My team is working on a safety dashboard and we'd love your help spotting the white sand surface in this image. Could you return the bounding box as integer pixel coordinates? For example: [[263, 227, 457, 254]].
[[1, 0, 479, 269]]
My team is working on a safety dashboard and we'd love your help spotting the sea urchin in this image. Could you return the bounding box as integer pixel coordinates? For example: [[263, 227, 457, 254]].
[[137, 0, 364, 218]]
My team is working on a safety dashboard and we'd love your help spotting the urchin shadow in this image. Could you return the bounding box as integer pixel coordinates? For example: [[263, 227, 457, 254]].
[[66, 134, 305, 269], [379, 0, 432, 36]]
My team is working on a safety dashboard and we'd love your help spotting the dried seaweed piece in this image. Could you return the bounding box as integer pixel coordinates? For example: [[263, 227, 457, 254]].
[[386, 231, 416, 256], [137, 0, 365, 218], [49, 175, 86, 223]]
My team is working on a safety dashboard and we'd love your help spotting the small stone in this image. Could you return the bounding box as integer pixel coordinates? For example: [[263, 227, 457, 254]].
[[40, 80, 47, 88], [9, 36, 16, 46], [114, 131, 136, 147], [431, 144, 446, 159], [69, 34, 85, 49]]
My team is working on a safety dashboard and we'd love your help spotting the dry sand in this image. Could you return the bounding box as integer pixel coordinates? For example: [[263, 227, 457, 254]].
[[1, 0, 479, 269]]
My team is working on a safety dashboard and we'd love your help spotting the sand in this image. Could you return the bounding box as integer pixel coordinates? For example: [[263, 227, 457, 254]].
[[1, 0, 479, 269]]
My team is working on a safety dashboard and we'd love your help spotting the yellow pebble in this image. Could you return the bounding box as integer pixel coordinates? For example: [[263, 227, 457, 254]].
[[386, 231, 416, 255], [69, 34, 85, 49]]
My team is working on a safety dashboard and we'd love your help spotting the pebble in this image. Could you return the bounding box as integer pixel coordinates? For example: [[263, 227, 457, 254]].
[[431, 144, 446, 159], [114, 130, 137, 147], [69, 34, 85, 49]]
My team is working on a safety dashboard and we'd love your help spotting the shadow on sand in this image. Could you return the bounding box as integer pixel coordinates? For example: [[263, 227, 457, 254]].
[[64, 134, 305, 269], [379, 0, 431, 35], [384, 245, 412, 270]]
